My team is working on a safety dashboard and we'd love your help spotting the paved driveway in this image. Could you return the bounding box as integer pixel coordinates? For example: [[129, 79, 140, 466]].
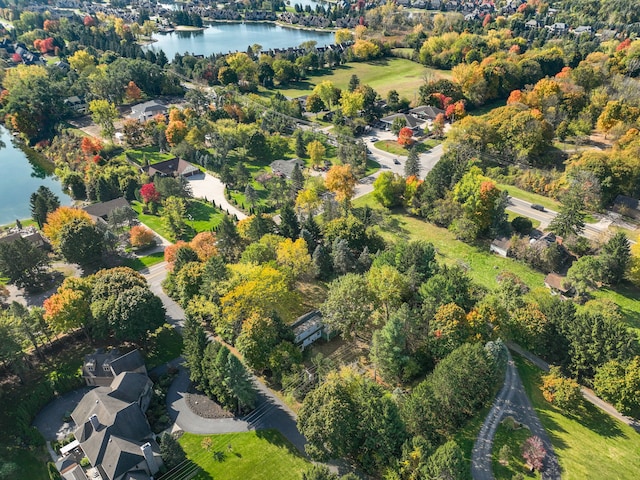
[[186, 172, 247, 220], [32, 386, 93, 441]]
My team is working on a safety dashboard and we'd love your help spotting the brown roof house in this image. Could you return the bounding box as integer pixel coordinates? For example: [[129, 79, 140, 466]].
[[544, 273, 574, 298], [70, 369, 160, 480], [490, 237, 511, 258], [82, 349, 146, 387], [82, 197, 132, 223]]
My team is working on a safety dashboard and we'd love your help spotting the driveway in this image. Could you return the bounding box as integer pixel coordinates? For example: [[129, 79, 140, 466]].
[[186, 172, 247, 220], [32, 386, 93, 441], [471, 350, 561, 480]]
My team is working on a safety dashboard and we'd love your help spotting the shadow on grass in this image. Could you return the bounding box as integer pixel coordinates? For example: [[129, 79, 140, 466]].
[[160, 461, 210, 480], [254, 429, 307, 459]]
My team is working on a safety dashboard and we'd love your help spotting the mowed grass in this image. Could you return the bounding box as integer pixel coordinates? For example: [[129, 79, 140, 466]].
[[494, 182, 561, 212], [274, 58, 450, 101], [492, 421, 541, 479], [118, 146, 175, 165], [591, 284, 640, 336], [515, 355, 640, 480], [173, 430, 311, 480], [120, 251, 165, 271], [353, 195, 545, 291]]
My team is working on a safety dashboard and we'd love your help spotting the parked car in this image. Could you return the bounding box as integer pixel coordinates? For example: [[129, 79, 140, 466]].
[[393, 158, 400, 165], [370, 136, 379, 142], [530, 203, 545, 211]]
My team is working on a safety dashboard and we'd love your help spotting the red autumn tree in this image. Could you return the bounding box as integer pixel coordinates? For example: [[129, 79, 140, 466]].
[[509, 44, 521, 54], [482, 14, 492, 27], [398, 127, 414, 146], [125, 81, 142, 102], [616, 38, 631, 52], [140, 183, 161, 204], [507, 89, 523, 105], [432, 113, 446, 136], [164, 241, 189, 268], [84, 15, 95, 27], [81, 137, 103, 156], [11, 53, 22, 63], [43, 19, 59, 32]]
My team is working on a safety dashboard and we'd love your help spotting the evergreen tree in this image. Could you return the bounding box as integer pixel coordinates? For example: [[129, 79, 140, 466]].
[[371, 305, 409, 384], [549, 194, 585, 238], [244, 184, 257, 207], [159, 433, 186, 470], [331, 238, 355, 274], [290, 162, 305, 197], [404, 147, 421, 178], [183, 316, 209, 386], [217, 215, 242, 262], [313, 244, 333, 280], [279, 203, 300, 239], [348, 74, 360, 92], [294, 129, 306, 158], [29, 186, 60, 229], [600, 232, 631, 285], [356, 246, 372, 272]]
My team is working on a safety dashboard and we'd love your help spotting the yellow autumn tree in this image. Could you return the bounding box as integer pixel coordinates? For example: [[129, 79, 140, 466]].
[[325, 164, 357, 209], [43, 207, 93, 249], [276, 238, 312, 280]]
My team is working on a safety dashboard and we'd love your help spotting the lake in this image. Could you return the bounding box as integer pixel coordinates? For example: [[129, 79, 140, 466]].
[[0, 126, 71, 225], [147, 21, 334, 58]]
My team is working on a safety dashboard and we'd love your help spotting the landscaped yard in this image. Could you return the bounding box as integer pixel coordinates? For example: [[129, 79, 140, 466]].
[[171, 430, 311, 480], [373, 139, 440, 157], [274, 58, 450, 101], [117, 146, 175, 165], [492, 419, 541, 479], [132, 199, 225, 241], [515, 355, 640, 480], [120, 251, 165, 271]]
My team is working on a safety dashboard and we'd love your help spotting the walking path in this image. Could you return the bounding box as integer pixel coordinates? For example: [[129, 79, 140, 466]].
[[471, 350, 561, 480]]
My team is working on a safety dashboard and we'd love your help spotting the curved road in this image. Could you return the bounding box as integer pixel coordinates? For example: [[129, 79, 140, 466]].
[[471, 350, 561, 480]]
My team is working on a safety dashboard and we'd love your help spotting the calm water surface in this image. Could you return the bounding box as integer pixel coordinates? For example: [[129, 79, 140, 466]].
[[0, 126, 71, 225], [147, 22, 334, 58]]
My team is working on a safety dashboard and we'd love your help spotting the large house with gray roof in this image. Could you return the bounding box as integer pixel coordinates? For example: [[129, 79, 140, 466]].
[[67, 349, 161, 480]]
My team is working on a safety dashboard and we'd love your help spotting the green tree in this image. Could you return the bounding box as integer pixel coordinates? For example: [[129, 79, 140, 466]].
[[331, 238, 356, 274], [405, 147, 421, 178], [566, 256, 601, 297], [373, 172, 406, 208], [321, 273, 373, 340], [160, 433, 186, 470], [236, 313, 284, 373], [58, 218, 105, 267], [348, 74, 360, 92], [312, 80, 340, 111], [29, 186, 60, 229], [424, 441, 469, 480], [593, 357, 640, 418], [371, 305, 409, 384], [279, 203, 300, 239], [89, 99, 119, 141], [549, 194, 586, 238], [312, 244, 332, 280], [216, 216, 242, 262], [600, 232, 631, 285], [162, 196, 188, 240], [391, 116, 407, 136], [0, 237, 50, 291], [183, 315, 209, 386]]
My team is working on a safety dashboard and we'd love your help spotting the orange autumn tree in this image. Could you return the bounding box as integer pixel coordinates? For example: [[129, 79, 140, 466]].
[[325, 164, 357, 210], [43, 207, 93, 249], [398, 127, 414, 146], [165, 120, 187, 146], [129, 225, 155, 248], [190, 231, 218, 262], [125, 81, 142, 102], [43, 277, 94, 339]]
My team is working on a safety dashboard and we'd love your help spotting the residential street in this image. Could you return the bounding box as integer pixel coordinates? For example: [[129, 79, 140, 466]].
[[140, 262, 307, 452], [471, 350, 561, 480]]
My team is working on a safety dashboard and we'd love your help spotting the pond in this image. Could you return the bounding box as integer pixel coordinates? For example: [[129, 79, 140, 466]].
[[0, 126, 71, 225], [146, 21, 334, 58]]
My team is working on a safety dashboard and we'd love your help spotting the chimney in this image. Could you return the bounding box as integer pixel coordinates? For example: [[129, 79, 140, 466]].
[[89, 414, 100, 430], [141, 442, 159, 474]]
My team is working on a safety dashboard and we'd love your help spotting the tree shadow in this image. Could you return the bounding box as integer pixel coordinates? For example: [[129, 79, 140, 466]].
[[254, 429, 307, 459]]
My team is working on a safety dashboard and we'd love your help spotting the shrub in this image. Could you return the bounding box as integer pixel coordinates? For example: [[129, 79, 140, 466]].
[[130, 225, 156, 249]]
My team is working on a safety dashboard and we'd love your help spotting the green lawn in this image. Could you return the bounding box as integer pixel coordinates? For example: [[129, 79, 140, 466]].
[[0, 218, 38, 230], [274, 58, 450, 102], [118, 146, 175, 165], [494, 182, 561, 211], [353, 195, 546, 291], [120, 251, 165, 271], [172, 430, 311, 480], [492, 421, 541, 479], [132, 199, 225, 241], [515, 355, 640, 480], [374, 139, 411, 156], [506, 210, 541, 230], [591, 284, 640, 336]]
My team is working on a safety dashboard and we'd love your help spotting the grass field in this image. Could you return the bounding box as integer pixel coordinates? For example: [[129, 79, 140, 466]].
[[132, 199, 225, 241], [353, 195, 546, 291], [172, 430, 311, 480], [374, 139, 411, 156], [515, 355, 640, 480], [120, 251, 165, 271], [118, 146, 175, 165], [494, 182, 562, 212], [274, 58, 450, 102], [591, 284, 640, 336]]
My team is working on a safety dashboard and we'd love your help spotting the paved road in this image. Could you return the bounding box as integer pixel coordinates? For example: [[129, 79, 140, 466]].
[[140, 262, 307, 452], [471, 350, 561, 480]]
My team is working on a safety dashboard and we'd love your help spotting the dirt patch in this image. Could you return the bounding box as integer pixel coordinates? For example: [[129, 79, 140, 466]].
[[185, 384, 234, 419]]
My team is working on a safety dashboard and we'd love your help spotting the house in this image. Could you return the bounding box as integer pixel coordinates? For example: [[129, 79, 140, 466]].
[[270, 158, 305, 179], [142, 158, 200, 178], [379, 113, 423, 131], [490, 237, 511, 257], [409, 105, 445, 121], [82, 349, 147, 387], [70, 367, 160, 480], [129, 100, 168, 122], [572, 25, 593, 35], [525, 19, 542, 29], [547, 22, 568, 34], [0, 227, 49, 249], [544, 273, 573, 297], [65, 96, 88, 114], [82, 197, 132, 223], [291, 310, 334, 350], [613, 194, 640, 220]]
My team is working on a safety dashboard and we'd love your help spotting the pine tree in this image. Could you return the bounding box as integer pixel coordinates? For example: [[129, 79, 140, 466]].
[[216, 215, 242, 262], [294, 129, 306, 158], [348, 74, 360, 92], [279, 203, 300, 239], [313, 244, 333, 280], [405, 147, 421, 178], [290, 162, 305, 198], [244, 183, 257, 207], [331, 238, 355, 274], [182, 316, 209, 386]]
